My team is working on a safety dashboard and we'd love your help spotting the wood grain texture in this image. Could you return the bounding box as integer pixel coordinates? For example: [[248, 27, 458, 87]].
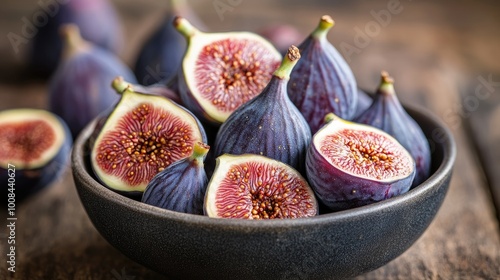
[[0, 0, 499, 279]]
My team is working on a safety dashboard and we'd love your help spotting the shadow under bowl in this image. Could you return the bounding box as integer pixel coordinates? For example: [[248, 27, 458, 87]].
[[72, 105, 456, 280]]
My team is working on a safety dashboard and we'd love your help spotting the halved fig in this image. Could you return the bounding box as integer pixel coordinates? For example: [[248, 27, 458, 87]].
[[174, 17, 282, 125], [205, 154, 318, 219], [306, 113, 415, 211], [90, 77, 207, 194], [0, 109, 72, 202], [142, 142, 209, 214]]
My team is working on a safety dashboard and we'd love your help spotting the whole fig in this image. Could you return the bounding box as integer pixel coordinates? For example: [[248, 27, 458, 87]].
[[306, 113, 416, 211], [288, 15, 358, 134], [48, 24, 137, 138], [134, 0, 206, 85], [29, 0, 123, 77], [214, 46, 311, 175], [354, 72, 431, 186], [142, 142, 209, 214]]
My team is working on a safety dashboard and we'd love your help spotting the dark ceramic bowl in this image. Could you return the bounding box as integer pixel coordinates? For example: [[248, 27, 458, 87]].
[[72, 105, 456, 280]]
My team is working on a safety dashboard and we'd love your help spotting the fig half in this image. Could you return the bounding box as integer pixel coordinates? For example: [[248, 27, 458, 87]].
[[355, 72, 431, 186], [0, 109, 72, 202], [175, 17, 282, 125], [205, 154, 318, 219], [91, 78, 207, 194], [288, 15, 358, 133], [306, 113, 415, 211]]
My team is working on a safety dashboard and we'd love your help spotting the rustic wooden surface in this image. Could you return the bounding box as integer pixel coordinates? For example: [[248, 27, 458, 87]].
[[1, 0, 500, 279]]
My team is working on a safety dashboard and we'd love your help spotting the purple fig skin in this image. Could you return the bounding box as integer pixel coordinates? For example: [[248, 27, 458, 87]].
[[354, 88, 373, 119], [134, 1, 206, 86], [142, 142, 209, 215], [288, 15, 358, 134], [306, 143, 415, 211], [29, 0, 123, 77], [354, 72, 431, 187], [0, 110, 72, 204], [214, 46, 311, 175], [305, 114, 416, 211], [48, 25, 137, 139]]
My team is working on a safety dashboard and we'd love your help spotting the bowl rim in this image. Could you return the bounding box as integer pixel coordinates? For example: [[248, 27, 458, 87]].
[[72, 104, 456, 230]]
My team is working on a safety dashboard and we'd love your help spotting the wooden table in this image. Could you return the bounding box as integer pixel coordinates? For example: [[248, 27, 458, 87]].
[[1, 0, 499, 279]]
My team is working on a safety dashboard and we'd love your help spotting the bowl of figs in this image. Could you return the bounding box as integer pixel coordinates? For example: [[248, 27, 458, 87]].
[[72, 15, 456, 280]]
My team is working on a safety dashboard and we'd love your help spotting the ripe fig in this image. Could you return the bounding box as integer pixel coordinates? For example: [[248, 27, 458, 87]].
[[174, 17, 282, 125], [354, 72, 431, 186], [0, 109, 72, 203], [134, 0, 206, 85], [142, 142, 209, 214], [213, 46, 311, 175], [90, 77, 207, 194], [29, 0, 123, 77], [306, 113, 415, 211], [48, 24, 137, 139], [288, 15, 358, 134], [204, 154, 318, 219]]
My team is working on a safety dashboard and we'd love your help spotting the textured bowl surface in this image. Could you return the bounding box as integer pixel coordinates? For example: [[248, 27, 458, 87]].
[[72, 105, 456, 280]]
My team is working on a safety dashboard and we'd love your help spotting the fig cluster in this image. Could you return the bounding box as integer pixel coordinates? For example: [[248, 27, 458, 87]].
[[85, 13, 431, 219], [6, 1, 431, 215]]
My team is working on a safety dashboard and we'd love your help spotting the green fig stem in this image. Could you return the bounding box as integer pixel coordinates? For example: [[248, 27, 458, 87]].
[[273, 45, 301, 80], [191, 142, 210, 162], [324, 113, 338, 124], [60, 24, 90, 58], [312, 15, 334, 40], [324, 112, 354, 126], [174, 16, 199, 39], [111, 76, 133, 95], [379, 71, 396, 95]]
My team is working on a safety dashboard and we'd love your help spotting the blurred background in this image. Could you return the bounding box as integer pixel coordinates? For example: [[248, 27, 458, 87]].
[[0, 0, 499, 279]]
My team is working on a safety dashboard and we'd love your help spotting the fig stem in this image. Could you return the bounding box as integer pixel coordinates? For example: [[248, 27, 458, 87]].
[[273, 45, 301, 80], [312, 15, 334, 40], [59, 24, 90, 58], [324, 113, 338, 124], [111, 76, 133, 94], [191, 142, 210, 162], [379, 71, 396, 96], [173, 16, 199, 39]]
